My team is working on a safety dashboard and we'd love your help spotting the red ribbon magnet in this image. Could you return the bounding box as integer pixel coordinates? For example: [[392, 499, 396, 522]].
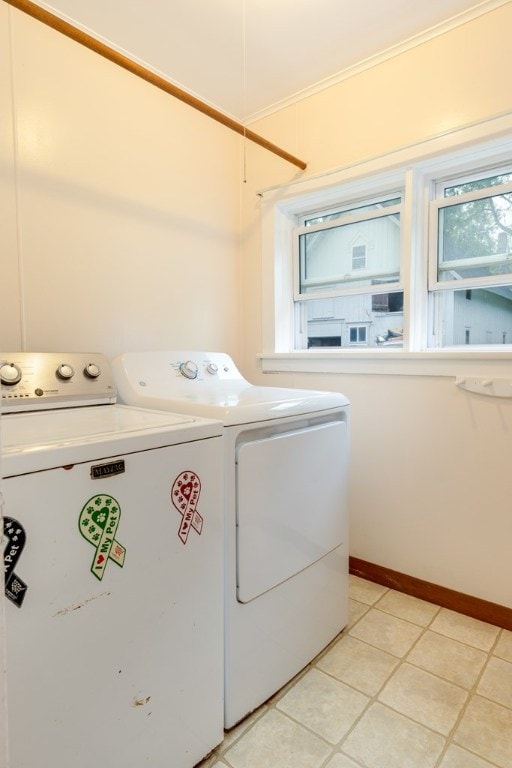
[[171, 472, 203, 544]]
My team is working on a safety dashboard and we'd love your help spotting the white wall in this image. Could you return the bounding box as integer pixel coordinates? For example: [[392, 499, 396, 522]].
[[1, 4, 20, 352], [239, 3, 512, 608], [1, 6, 241, 358]]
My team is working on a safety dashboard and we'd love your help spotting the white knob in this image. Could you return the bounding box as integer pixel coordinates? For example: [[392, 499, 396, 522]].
[[179, 360, 198, 380], [57, 363, 74, 380], [206, 363, 218, 375], [0, 362, 22, 385], [84, 363, 100, 379]]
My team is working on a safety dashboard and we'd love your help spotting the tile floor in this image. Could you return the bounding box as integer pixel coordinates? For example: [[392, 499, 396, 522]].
[[197, 575, 512, 768]]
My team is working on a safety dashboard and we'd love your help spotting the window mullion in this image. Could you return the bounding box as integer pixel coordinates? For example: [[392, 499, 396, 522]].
[[402, 168, 425, 351]]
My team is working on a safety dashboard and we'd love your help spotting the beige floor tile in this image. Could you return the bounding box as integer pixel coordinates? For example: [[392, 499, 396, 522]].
[[276, 668, 369, 744], [210, 581, 511, 768], [342, 702, 445, 768], [317, 634, 399, 696], [407, 630, 487, 689], [454, 695, 512, 768], [324, 754, 361, 768], [195, 756, 224, 768], [268, 666, 310, 706], [378, 663, 468, 736], [494, 629, 512, 662], [347, 598, 370, 629], [439, 744, 498, 767], [375, 589, 439, 626], [349, 608, 422, 657], [430, 609, 499, 651], [477, 656, 512, 709], [223, 709, 331, 768], [349, 575, 388, 605], [221, 706, 267, 750]]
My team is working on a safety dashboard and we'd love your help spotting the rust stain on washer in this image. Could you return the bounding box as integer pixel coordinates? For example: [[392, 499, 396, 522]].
[[52, 591, 111, 617]]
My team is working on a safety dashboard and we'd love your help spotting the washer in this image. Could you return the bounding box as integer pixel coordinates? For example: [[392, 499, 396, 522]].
[[1, 352, 224, 768], [112, 351, 350, 728]]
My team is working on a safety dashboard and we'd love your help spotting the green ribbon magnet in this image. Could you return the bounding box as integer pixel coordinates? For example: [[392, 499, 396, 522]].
[[79, 495, 126, 580]]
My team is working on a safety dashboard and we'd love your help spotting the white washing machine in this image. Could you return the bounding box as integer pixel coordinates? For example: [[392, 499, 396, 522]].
[[0, 352, 224, 768], [112, 351, 350, 728]]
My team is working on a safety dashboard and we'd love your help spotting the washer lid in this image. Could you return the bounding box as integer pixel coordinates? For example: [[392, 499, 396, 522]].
[[116, 384, 348, 425], [1, 404, 223, 476]]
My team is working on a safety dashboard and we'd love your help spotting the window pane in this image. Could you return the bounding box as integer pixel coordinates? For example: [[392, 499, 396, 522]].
[[432, 286, 512, 346], [305, 197, 400, 226], [304, 293, 403, 348], [444, 172, 512, 197], [300, 213, 401, 293], [438, 192, 512, 281]]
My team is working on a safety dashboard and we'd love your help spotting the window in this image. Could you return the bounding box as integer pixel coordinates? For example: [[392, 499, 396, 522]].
[[297, 194, 401, 296], [260, 119, 512, 375], [348, 325, 368, 345], [372, 290, 404, 313], [295, 191, 403, 349], [428, 167, 512, 348], [352, 244, 367, 270]]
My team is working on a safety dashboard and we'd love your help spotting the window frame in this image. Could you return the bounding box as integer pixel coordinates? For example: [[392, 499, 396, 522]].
[[428, 177, 512, 293], [294, 196, 403, 301], [259, 115, 512, 377]]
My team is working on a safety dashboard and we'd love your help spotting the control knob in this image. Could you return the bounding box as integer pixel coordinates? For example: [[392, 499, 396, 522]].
[[84, 362, 101, 379], [0, 362, 22, 385], [179, 360, 198, 380], [56, 363, 74, 380], [206, 363, 218, 375]]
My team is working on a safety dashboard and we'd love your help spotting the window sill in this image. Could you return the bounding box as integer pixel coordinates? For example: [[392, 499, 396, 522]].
[[258, 349, 512, 377]]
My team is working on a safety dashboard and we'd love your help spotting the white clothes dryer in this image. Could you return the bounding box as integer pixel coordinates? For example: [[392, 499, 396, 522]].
[[1, 352, 224, 768], [112, 351, 350, 728]]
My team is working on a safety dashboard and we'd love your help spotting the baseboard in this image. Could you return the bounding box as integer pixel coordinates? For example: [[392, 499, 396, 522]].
[[349, 557, 512, 632]]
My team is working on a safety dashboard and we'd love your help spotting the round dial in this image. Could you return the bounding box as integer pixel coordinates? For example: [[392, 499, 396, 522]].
[[206, 363, 218, 375], [84, 362, 101, 379], [0, 362, 22, 385], [56, 363, 74, 380], [179, 360, 199, 380]]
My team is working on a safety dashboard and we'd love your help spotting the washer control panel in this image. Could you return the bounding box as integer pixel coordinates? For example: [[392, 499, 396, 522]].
[[0, 352, 116, 412], [112, 351, 245, 404], [172, 353, 240, 383]]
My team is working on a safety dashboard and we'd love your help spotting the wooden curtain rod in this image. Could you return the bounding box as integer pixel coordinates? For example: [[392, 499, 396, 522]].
[[3, 0, 307, 171]]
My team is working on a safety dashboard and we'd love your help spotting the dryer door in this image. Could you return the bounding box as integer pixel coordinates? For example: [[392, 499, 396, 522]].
[[236, 419, 348, 603]]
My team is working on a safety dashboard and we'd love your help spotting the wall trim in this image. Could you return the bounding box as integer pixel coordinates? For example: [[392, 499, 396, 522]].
[[246, 0, 510, 124], [349, 557, 512, 632]]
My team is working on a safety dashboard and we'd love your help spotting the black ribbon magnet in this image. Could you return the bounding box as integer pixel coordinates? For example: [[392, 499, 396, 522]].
[[3, 516, 28, 607]]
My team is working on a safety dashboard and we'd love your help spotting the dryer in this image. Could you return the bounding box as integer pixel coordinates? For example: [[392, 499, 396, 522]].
[[1, 352, 224, 767], [112, 351, 350, 728]]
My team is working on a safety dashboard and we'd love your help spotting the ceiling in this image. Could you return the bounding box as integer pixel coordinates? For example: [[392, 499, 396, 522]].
[[33, 0, 503, 122]]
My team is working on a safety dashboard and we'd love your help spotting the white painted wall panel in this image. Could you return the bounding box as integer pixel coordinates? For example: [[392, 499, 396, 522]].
[[4, 8, 240, 359]]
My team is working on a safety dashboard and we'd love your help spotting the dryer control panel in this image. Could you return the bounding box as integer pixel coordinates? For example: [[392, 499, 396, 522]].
[[0, 352, 116, 412]]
